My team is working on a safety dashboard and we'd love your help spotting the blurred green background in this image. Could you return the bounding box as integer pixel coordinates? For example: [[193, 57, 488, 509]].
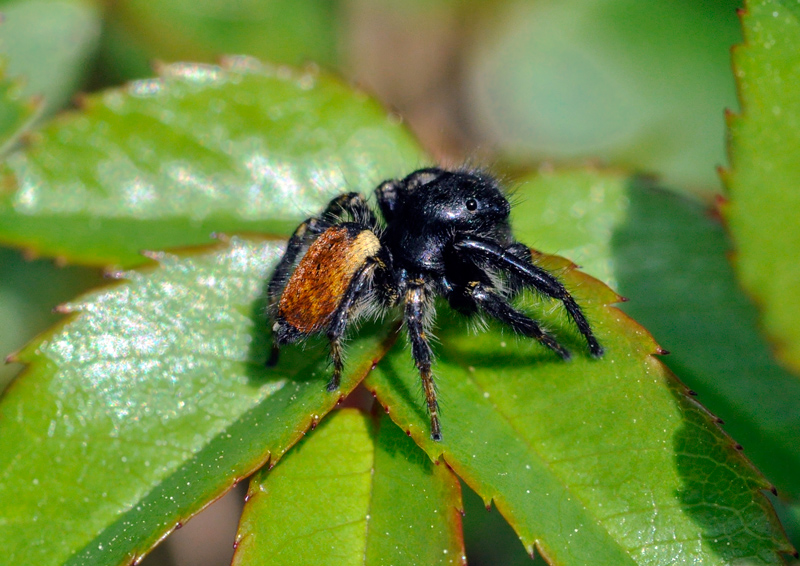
[[0, 0, 769, 565]]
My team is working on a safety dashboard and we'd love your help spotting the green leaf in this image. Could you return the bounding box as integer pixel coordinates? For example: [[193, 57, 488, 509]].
[[0, 236, 395, 566], [365, 178, 791, 563], [512, 169, 800, 504], [0, 0, 102, 117], [0, 57, 426, 266], [233, 410, 464, 566], [723, 0, 800, 373], [100, 0, 339, 83]]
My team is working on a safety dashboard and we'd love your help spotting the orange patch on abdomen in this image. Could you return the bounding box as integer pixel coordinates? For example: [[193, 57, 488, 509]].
[[278, 226, 380, 335]]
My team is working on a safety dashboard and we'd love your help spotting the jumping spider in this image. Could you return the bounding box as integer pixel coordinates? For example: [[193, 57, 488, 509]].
[[267, 167, 603, 441]]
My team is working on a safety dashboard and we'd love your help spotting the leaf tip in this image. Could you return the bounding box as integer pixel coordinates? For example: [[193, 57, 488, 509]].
[[4, 351, 19, 364], [656, 347, 670, 355]]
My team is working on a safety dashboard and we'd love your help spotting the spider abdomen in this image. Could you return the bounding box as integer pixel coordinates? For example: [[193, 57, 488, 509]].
[[275, 224, 380, 339]]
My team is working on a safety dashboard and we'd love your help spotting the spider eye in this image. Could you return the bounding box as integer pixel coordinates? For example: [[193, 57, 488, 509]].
[[466, 198, 478, 211]]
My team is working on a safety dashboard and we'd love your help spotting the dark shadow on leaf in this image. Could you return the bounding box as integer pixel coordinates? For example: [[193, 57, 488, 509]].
[[612, 179, 796, 560], [670, 380, 791, 562]]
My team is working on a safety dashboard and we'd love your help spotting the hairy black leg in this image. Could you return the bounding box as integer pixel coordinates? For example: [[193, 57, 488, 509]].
[[404, 283, 442, 441], [468, 282, 571, 360], [455, 238, 603, 357], [322, 192, 378, 229], [265, 344, 281, 368], [324, 259, 379, 391], [504, 243, 533, 295], [375, 179, 403, 223]]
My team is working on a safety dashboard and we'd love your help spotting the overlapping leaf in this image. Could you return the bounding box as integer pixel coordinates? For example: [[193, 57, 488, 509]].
[[234, 410, 465, 566], [511, 169, 800, 503], [0, 237, 395, 566], [0, 56, 425, 266], [723, 0, 800, 372]]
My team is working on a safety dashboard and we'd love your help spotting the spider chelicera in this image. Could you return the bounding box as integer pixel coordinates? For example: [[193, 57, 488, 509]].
[[266, 167, 603, 441]]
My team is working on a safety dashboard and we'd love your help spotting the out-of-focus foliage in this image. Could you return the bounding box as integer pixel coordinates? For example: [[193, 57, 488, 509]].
[[0, 0, 101, 117], [724, 0, 800, 374], [99, 0, 339, 83], [465, 0, 741, 194]]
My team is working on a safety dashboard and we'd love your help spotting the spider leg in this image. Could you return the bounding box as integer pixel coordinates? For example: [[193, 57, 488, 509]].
[[375, 179, 403, 223], [322, 192, 378, 229], [324, 258, 381, 391], [467, 282, 571, 360], [454, 238, 603, 357], [404, 282, 442, 441], [504, 243, 534, 295]]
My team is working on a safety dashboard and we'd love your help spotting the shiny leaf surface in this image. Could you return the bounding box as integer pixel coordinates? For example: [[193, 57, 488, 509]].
[[724, 0, 800, 372], [233, 410, 465, 566], [0, 237, 394, 566], [0, 57, 425, 266]]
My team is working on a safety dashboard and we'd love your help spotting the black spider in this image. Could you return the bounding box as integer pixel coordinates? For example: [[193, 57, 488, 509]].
[[266, 167, 603, 441]]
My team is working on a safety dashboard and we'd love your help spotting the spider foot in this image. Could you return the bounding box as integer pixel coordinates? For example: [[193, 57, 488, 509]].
[[266, 345, 280, 367], [326, 373, 341, 392]]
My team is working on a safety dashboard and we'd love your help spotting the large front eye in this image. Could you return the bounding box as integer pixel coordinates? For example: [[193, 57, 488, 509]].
[[466, 198, 478, 211]]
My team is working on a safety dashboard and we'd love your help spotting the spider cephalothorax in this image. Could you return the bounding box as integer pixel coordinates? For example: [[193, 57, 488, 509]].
[[267, 167, 603, 441]]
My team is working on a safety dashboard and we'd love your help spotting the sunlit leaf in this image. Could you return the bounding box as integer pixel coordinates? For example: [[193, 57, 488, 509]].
[[723, 0, 800, 373], [233, 410, 464, 566], [0, 57, 426, 266], [0, 237, 394, 566]]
